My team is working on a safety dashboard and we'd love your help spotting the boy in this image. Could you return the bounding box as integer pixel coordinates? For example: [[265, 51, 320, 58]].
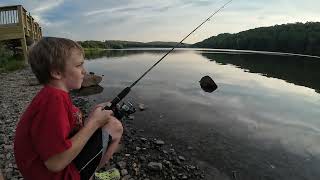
[[14, 37, 123, 180]]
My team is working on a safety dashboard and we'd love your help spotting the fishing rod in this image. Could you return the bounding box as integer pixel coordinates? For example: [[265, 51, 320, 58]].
[[77, 0, 233, 176], [104, 0, 233, 112]]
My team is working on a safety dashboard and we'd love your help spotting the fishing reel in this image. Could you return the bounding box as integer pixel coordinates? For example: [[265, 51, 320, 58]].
[[112, 101, 136, 120]]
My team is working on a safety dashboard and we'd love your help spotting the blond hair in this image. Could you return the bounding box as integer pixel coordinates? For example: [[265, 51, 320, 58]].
[[28, 37, 84, 84]]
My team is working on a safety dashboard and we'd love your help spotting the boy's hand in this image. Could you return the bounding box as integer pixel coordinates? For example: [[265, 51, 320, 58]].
[[95, 101, 112, 108], [89, 106, 113, 127]]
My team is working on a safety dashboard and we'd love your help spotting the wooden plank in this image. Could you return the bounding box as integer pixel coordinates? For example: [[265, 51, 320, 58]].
[[0, 25, 23, 40], [0, 33, 23, 41], [0, 25, 22, 33], [0, 5, 18, 11]]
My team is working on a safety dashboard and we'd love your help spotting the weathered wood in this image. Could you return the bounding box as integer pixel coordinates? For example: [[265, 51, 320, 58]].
[[0, 5, 42, 63], [21, 37, 28, 64], [0, 26, 23, 41]]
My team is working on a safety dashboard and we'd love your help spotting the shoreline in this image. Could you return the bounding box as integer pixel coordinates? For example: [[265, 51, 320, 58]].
[[0, 68, 218, 179], [2, 67, 320, 180]]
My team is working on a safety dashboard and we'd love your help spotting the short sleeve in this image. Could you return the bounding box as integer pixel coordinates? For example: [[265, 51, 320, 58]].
[[31, 94, 72, 161]]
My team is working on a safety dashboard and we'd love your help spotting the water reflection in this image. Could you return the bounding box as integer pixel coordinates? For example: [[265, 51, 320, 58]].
[[85, 49, 320, 93], [85, 49, 183, 60], [200, 52, 320, 93], [83, 49, 320, 180]]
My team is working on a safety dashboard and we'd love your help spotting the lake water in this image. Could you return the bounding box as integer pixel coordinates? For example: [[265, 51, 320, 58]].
[[82, 49, 320, 180]]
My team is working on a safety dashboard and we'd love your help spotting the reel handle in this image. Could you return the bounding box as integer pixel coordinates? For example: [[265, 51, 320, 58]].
[[104, 87, 131, 119], [104, 102, 122, 119], [104, 87, 131, 110]]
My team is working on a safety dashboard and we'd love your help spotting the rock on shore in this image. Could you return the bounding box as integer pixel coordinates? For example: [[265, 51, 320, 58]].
[[81, 73, 102, 88]]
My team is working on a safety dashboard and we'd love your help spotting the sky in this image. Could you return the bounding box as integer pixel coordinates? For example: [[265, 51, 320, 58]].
[[0, 0, 319, 44]]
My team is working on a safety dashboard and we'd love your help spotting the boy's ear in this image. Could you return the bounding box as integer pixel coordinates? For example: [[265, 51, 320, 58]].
[[50, 70, 63, 80]]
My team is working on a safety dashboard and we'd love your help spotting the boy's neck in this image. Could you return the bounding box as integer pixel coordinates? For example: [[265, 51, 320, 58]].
[[47, 80, 69, 93]]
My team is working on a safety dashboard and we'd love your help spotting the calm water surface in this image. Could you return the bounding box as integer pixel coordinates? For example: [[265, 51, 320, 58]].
[[82, 49, 320, 180]]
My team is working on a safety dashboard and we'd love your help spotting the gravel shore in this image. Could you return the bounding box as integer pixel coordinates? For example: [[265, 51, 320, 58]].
[[0, 68, 207, 180], [0, 68, 41, 179]]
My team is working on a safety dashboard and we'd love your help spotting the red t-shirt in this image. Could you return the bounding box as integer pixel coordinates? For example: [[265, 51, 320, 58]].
[[14, 85, 83, 180]]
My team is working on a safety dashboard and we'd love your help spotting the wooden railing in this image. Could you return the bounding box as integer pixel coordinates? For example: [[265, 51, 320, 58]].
[[0, 6, 19, 24], [0, 5, 42, 62], [0, 5, 42, 41]]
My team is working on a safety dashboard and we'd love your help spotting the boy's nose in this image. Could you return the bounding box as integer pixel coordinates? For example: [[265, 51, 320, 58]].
[[82, 68, 87, 75]]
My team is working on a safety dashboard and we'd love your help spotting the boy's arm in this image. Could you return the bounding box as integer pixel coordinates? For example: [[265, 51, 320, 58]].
[[44, 107, 112, 172], [44, 119, 99, 172]]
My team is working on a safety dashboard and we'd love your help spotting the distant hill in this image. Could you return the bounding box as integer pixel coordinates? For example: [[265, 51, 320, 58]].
[[78, 40, 189, 49], [192, 22, 320, 56]]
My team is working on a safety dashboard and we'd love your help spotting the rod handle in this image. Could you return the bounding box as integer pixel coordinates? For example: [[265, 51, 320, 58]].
[[104, 87, 131, 110]]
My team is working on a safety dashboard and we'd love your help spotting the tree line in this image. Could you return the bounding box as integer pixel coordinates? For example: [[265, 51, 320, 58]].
[[77, 22, 320, 56], [78, 40, 188, 49], [201, 52, 320, 93], [192, 22, 320, 56]]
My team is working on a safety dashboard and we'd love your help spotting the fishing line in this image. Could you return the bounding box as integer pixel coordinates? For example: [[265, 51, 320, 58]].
[[105, 0, 233, 110], [130, 0, 233, 88], [79, 0, 234, 173]]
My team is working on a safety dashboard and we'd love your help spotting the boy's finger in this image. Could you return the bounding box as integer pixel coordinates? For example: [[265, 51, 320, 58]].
[[97, 102, 108, 107], [106, 101, 112, 107], [96, 102, 112, 109], [107, 110, 114, 115]]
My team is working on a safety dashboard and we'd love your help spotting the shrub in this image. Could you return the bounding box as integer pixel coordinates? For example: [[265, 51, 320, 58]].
[[0, 43, 25, 72]]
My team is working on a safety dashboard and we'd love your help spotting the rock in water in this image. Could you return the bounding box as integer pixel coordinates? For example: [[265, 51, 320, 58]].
[[138, 103, 146, 111], [155, 140, 165, 145], [199, 75, 217, 93], [81, 73, 102, 87]]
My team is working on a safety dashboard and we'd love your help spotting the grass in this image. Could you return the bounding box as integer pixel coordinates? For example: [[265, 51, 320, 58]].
[[0, 43, 26, 73], [0, 55, 26, 73], [83, 47, 106, 52], [83, 48, 109, 59], [0, 47, 106, 73]]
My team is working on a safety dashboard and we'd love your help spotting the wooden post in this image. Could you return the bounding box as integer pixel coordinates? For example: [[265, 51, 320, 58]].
[[39, 27, 42, 39], [17, 5, 28, 64], [29, 13, 34, 40], [0, 168, 4, 180], [20, 36, 28, 64]]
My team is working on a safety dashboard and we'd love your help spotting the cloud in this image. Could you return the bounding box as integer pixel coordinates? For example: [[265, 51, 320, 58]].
[[31, 0, 64, 13], [0, 0, 319, 43], [85, 5, 153, 16], [179, 0, 215, 7], [84, 1, 175, 17]]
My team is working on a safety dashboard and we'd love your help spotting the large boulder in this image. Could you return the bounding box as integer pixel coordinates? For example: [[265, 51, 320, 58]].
[[81, 73, 102, 87]]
